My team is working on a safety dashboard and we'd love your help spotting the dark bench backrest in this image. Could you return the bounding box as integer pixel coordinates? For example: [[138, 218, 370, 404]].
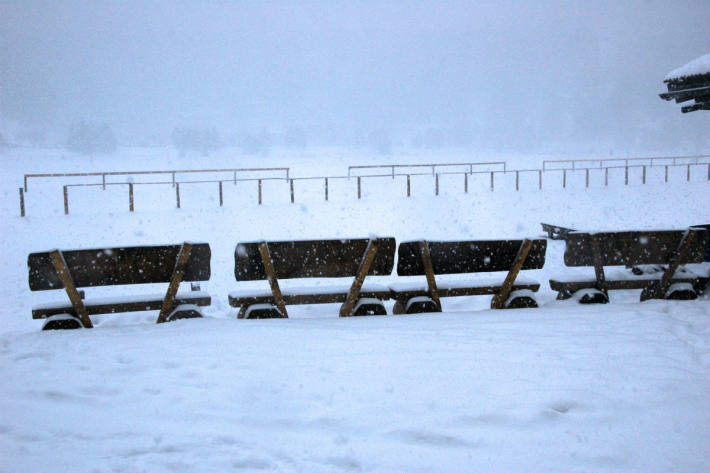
[[28, 243, 211, 291], [396, 239, 547, 276], [235, 238, 396, 281], [692, 225, 710, 261], [563, 229, 708, 267]]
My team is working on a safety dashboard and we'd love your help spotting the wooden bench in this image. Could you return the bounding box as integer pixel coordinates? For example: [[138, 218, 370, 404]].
[[549, 229, 709, 303], [228, 238, 396, 318], [541, 223, 576, 240], [29, 242, 211, 330], [390, 239, 547, 314]]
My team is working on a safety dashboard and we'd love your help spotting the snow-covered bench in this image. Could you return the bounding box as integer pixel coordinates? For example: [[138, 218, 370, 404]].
[[549, 229, 709, 303], [389, 239, 547, 314], [228, 237, 396, 318], [28, 242, 212, 330]]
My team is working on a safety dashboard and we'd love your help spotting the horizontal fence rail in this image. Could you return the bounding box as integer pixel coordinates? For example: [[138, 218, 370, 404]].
[[347, 161, 506, 178], [23, 167, 290, 192], [542, 154, 710, 171]]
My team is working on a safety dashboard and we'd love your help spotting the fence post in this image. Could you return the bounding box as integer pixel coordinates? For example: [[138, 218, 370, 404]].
[[392, 166, 395, 180], [490, 172, 494, 191], [687, 164, 691, 182], [407, 174, 411, 197], [563, 169, 566, 188], [707, 163, 710, 181], [172, 172, 176, 188], [464, 173, 468, 193], [290, 179, 295, 203], [219, 181, 223, 207], [176, 183, 181, 208], [24, 175, 28, 192], [642, 166, 646, 184], [435, 173, 439, 195], [258, 179, 262, 205], [19, 188, 25, 217], [605, 167, 609, 186], [357, 177, 361, 199], [665, 165, 669, 183], [538, 170, 542, 190], [102, 174, 106, 190], [63, 186, 69, 215], [233, 170, 237, 185], [129, 183, 134, 212], [624, 166, 628, 185], [585, 169, 589, 188], [324, 177, 329, 201], [515, 171, 519, 191]]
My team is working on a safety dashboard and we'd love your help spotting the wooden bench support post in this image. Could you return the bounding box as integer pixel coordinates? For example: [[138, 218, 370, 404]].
[[641, 230, 695, 301], [49, 250, 93, 328], [340, 239, 379, 317], [491, 239, 532, 309], [419, 241, 442, 312], [590, 235, 609, 299], [258, 242, 288, 318], [156, 242, 193, 323]]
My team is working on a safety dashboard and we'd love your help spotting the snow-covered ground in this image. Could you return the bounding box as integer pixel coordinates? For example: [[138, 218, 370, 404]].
[[1, 147, 709, 472]]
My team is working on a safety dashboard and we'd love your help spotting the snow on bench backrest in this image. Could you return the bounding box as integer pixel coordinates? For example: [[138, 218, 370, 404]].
[[563, 230, 707, 267], [234, 238, 396, 281], [396, 239, 547, 276], [28, 243, 212, 291]]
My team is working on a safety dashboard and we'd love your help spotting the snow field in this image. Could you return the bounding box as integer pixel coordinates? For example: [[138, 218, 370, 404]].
[[1, 147, 709, 472]]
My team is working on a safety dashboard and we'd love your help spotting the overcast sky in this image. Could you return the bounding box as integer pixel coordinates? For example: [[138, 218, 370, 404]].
[[1, 0, 708, 152]]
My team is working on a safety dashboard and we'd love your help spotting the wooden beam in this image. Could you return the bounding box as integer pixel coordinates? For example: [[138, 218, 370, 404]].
[[641, 229, 695, 301], [156, 242, 193, 323], [418, 241, 442, 311], [339, 239, 379, 317], [590, 235, 608, 299], [491, 239, 533, 309], [49, 250, 93, 328], [258, 242, 288, 318]]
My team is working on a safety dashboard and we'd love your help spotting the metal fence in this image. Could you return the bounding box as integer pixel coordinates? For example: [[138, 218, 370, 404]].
[[347, 161, 506, 178], [542, 154, 710, 171], [22, 167, 290, 192], [18, 157, 710, 216]]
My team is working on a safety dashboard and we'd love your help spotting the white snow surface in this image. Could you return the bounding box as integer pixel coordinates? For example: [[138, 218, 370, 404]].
[[1, 147, 710, 472], [665, 52, 710, 81]]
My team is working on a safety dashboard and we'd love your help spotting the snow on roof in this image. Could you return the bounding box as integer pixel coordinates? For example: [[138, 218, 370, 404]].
[[664, 53, 710, 81]]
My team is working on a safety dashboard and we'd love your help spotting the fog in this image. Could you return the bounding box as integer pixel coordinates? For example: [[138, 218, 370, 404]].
[[1, 0, 708, 155]]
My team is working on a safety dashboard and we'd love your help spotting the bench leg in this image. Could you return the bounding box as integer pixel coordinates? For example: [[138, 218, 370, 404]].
[[392, 299, 406, 315], [42, 313, 83, 330], [504, 290, 538, 309], [403, 296, 440, 314], [243, 303, 285, 319], [156, 242, 193, 324], [340, 239, 379, 317], [352, 298, 387, 316]]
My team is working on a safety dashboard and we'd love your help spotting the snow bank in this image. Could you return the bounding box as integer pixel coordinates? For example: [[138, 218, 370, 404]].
[[1, 148, 709, 472]]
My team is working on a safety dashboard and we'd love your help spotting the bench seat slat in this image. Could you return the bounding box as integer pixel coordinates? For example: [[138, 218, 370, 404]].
[[390, 281, 540, 300], [32, 291, 211, 319], [389, 275, 539, 292], [550, 277, 706, 293], [229, 283, 390, 306]]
